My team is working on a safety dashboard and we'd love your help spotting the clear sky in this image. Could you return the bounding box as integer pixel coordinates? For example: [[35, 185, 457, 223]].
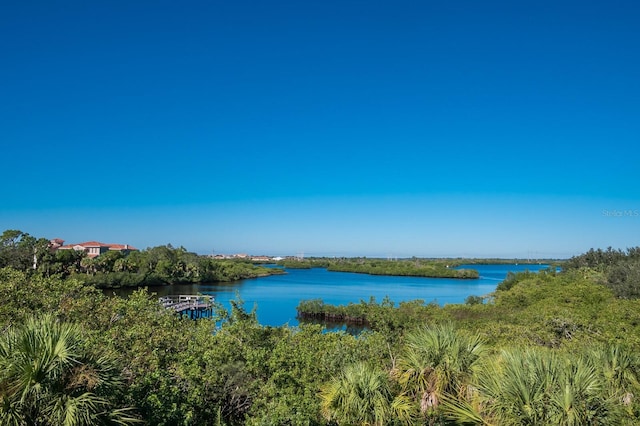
[[2, 0, 639, 258]]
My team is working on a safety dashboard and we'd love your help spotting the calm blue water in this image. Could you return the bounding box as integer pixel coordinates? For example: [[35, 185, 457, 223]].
[[110, 264, 551, 326]]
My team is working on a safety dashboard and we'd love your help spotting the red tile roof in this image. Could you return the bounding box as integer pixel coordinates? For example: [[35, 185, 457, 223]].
[[108, 243, 138, 251], [58, 241, 138, 251], [77, 241, 104, 247]]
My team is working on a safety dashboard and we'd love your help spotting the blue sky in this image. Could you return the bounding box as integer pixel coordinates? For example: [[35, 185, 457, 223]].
[[1, 0, 639, 258]]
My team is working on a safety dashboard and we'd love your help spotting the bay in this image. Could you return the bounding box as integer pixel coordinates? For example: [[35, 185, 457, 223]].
[[107, 263, 551, 326]]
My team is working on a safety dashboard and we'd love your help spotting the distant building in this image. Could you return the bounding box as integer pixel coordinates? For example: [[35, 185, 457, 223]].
[[57, 241, 138, 258], [208, 254, 278, 262], [251, 256, 271, 262], [49, 238, 65, 252]]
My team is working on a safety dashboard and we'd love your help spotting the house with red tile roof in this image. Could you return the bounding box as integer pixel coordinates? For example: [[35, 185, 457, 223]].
[[57, 241, 138, 258]]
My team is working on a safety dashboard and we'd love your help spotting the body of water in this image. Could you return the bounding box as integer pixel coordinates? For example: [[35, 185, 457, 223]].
[[107, 263, 551, 326]]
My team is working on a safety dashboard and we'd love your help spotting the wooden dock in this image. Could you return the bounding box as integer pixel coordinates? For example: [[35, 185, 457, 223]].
[[159, 295, 214, 319]]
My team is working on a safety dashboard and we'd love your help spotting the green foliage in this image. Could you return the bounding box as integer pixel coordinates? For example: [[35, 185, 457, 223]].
[[92, 289, 210, 425], [0, 229, 282, 288], [250, 325, 390, 425], [297, 297, 449, 347], [0, 230, 50, 272], [3, 234, 640, 425], [298, 268, 640, 350], [589, 344, 640, 412], [45, 248, 85, 276], [464, 295, 484, 305], [327, 258, 479, 279], [562, 247, 640, 300], [277, 258, 330, 269], [0, 314, 139, 425], [605, 258, 640, 299], [495, 270, 538, 292], [0, 267, 108, 327], [80, 249, 275, 287], [278, 256, 482, 278], [564, 247, 640, 271], [80, 250, 281, 288], [392, 324, 485, 418], [320, 362, 412, 426], [442, 347, 633, 425]]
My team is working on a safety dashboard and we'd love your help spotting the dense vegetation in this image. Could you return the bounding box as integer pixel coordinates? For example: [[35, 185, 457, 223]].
[[563, 247, 640, 298], [327, 258, 479, 279], [279, 257, 479, 278], [2, 229, 640, 425], [277, 258, 332, 269], [0, 229, 282, 288]]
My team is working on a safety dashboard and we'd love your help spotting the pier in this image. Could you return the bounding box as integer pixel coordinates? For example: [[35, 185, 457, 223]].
[[159, 295, 215, 319]]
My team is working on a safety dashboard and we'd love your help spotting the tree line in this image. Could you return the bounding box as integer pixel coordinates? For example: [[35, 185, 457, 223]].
[[563, 246, 640, 298], [0, 229, 282, 288], [278, 257, 479, 279]]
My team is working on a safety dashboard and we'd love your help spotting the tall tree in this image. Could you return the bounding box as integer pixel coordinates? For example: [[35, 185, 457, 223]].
[[0, 230, 34, 271]]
